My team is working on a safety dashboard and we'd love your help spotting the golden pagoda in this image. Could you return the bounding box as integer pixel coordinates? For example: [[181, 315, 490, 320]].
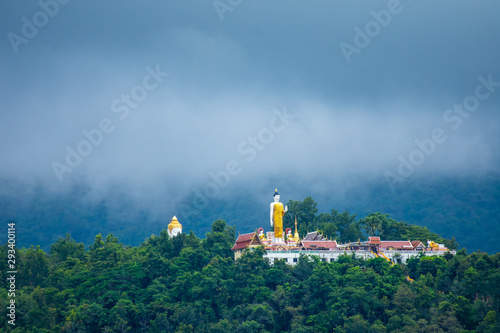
[[167, 216, 182, 237], [293, 217, 300, 243]]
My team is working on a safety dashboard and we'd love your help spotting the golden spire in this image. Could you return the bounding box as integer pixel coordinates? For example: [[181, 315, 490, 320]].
[[168, 216, 182, 232], [294, 216, 300, 243]]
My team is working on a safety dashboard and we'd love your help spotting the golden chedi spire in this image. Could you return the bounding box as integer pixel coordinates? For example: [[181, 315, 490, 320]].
[[294, 216, 300, 243], [168, 216, 182, 236]]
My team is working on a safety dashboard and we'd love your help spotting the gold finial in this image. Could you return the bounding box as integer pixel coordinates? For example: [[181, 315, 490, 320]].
[[168, 216, 182, 232], [294, 216, 300, 243]]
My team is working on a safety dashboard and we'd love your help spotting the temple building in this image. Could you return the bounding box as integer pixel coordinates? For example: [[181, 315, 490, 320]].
[[161, 212, 451, 264], [167, 216, 182, 237], [379, 240, 414, 251], [230, 229, 454, 265], [232, 232, 265, 260], [171, 189, 454, 266]]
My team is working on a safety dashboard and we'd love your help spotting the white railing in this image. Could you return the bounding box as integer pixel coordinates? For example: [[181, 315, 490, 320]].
[[265, 249, 455, 258]]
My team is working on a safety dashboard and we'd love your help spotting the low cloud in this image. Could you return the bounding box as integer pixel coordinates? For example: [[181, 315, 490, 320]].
[[0, 0, 498, 202]]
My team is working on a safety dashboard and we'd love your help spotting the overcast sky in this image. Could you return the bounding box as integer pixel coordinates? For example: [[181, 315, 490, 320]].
[[1, 0, 499, 199]]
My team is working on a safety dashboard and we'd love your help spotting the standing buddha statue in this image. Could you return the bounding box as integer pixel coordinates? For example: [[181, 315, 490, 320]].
[[270, 189, 288, 243]]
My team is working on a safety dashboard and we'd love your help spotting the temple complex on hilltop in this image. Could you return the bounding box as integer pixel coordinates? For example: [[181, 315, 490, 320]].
[[231, 189, 455, 265]]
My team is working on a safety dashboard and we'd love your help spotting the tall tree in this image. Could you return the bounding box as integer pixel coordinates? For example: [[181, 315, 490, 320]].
[[203, 219, 236, 259], [49, 233, 86, 263], [333, 209, 363, 243], [283, 196, 318, 235], [359, 212, 385, 236]]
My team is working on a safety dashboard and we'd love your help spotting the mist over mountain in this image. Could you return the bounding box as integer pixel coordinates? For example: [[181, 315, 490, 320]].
[[1, 1, 499, 253], [2, 170, 499, 254]]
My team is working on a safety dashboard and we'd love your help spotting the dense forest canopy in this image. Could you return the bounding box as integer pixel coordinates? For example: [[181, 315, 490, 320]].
[[1, 217, 499, 332]]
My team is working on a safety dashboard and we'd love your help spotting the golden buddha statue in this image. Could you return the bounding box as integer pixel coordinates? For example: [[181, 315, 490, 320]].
[[270, 189, 288, 243]]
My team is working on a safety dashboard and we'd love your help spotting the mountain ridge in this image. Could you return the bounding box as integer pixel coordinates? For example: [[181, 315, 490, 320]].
[[1, 173, 499, 253]]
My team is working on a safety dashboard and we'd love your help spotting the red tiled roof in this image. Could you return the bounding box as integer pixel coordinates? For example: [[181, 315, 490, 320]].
[[302, 240, 338, 249], [368, 236, 382, 244], [380, 240, 413, 249], [231, 232, 259, 251], [232, 240, 251, 251], [235, 233, 255, 242], [411, 240, 425, 249]]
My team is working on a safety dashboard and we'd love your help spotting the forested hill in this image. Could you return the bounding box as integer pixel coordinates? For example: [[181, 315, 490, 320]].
[[1, 173, 499, 253], [1, 220, 499, 332]]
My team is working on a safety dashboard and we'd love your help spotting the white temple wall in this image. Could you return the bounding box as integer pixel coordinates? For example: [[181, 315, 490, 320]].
[[264, 250, 455, 265]]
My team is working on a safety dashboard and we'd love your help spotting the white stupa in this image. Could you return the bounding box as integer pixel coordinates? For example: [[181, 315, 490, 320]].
[[167, 216, 182, 237]]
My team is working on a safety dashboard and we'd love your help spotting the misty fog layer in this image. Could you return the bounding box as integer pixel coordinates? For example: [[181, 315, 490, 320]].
[[1, 1, 499, 251]]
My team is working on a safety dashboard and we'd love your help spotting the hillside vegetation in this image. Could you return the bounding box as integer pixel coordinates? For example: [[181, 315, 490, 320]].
[[1, 219, 499, 332]]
